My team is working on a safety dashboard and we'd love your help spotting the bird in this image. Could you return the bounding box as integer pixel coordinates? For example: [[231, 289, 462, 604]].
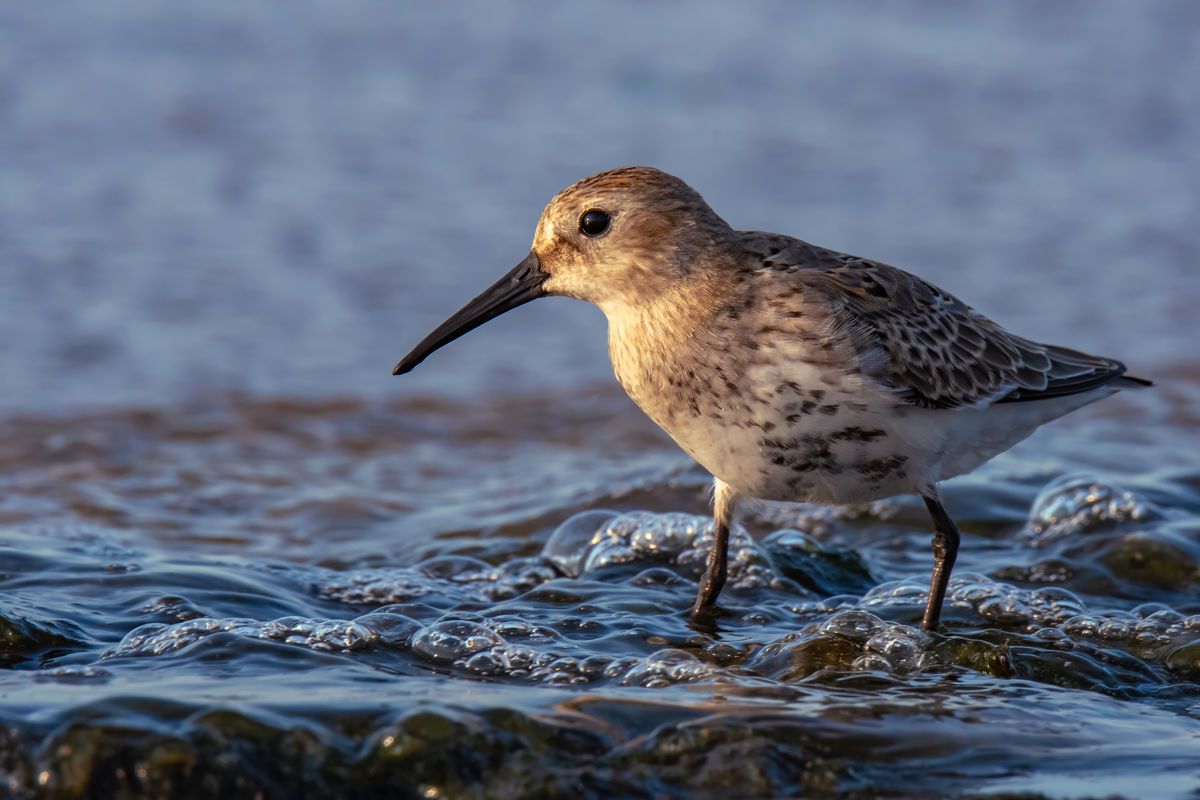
[[393, 166, 1150, 632]]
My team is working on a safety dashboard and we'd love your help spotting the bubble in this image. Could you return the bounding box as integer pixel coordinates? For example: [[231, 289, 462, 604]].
[[316, 567, 437, 606], [864, 626, 925, 670], [554, 511, 780, 592], [583, 512, 713, 573], [403, 614, 719, 689], [1025, 475, 1157, 545], [749, 612, 931, 679], [542, 510, 620, 577], [861, 574, 1089, 631], [315, 556, 560, 607], [819, 610, 884, 642], [411, 620, 506, 665], [619, 649, 715, 688], [107, 614, 385, 658]]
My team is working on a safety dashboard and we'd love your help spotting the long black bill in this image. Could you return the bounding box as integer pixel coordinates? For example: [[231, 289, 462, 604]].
[[392, 251, 546, 375]]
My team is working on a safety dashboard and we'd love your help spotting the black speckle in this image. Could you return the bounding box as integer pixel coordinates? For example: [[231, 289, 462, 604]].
[[817, 404, 840, 416], [853, 455, 909, 481], [830, 426, 886, 443], [770, 436, 842, 475]]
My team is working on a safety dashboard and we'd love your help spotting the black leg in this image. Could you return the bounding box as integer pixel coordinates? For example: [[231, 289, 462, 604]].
[[920, 493, 961, 632], [691, 479, 738, 618], [691, 518, 729, 616]]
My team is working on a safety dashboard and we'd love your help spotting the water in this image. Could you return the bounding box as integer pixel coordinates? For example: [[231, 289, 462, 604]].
[[2, 3, 1199, 798]]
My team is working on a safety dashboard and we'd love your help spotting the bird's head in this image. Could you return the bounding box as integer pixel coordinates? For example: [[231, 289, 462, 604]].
[[393, 167, 730, 376]]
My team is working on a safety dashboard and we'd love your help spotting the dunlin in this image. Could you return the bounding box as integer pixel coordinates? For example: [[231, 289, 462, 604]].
[[394, 167, 1150, 631]]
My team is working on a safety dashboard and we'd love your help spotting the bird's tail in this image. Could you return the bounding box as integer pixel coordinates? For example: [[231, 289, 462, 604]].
[[1116, 375, 1154, 389]]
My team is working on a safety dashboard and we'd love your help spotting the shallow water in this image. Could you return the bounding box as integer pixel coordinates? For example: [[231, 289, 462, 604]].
[[4, 384, 1200, 798], [3, 2, 1200, 798]]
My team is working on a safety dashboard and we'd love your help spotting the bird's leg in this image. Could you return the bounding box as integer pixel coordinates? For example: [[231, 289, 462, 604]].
[[691, 479, 739, 617], [920, 491, 961, 632]]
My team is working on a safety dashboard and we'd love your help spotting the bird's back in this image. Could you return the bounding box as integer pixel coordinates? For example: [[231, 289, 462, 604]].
[[737, 232, 1146, 409]]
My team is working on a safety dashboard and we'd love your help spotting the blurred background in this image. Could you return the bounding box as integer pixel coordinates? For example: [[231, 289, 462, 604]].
[[4, 4, 1200, 797], [2, 1, 1196, 414]]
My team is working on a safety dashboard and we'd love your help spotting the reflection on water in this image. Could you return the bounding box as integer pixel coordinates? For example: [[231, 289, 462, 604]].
[[2, 1, 1200, 797]]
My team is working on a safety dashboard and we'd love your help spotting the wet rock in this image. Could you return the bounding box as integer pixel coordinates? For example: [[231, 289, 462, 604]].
[[0, 610, 85, 667], [762, 529, 874, 596], [1101, 530, 1200, 589]]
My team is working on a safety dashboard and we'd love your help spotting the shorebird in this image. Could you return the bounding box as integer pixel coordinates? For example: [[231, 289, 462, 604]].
[[394, 167, 1150, 631]]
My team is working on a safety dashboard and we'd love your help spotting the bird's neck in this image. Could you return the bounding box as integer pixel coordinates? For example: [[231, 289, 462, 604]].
[[602, 269, 735, 404]]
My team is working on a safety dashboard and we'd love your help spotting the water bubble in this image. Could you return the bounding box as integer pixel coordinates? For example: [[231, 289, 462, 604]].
[[559, 511, 779, 592], [316, 556, 560, 607], [316, 567, 435, 605], [864, 626, 925, 670], [619, 649, 714, 688], [411, 620, 505, 665], [582, 512, 711, 573], [1025, 475, 1156, 545], [861, 574, 1091, 631], [542, 510, 620, 577], [820, 610, 884, 642], [107, 614, 384, 658], [749, 612, 932, 679]]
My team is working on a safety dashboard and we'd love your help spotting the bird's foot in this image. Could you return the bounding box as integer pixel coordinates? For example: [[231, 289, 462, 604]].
[[687, 603, 723, 637]]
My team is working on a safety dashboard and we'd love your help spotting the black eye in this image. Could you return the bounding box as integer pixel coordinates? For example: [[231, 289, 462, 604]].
[[579, 209, 610, 237]]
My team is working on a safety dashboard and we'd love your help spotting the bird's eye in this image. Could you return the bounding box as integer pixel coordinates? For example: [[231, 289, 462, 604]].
[[579, 209, 610, 237]]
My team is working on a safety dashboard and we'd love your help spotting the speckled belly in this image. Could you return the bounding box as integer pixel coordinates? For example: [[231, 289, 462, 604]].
[[623, 369, 924, 505]]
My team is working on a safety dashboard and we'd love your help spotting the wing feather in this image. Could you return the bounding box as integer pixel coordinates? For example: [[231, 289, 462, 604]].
[[772, 242, 1131, 409]]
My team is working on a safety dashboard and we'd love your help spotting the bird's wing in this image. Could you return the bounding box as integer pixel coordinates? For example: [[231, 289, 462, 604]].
[[766, 240, 1130, 410]]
